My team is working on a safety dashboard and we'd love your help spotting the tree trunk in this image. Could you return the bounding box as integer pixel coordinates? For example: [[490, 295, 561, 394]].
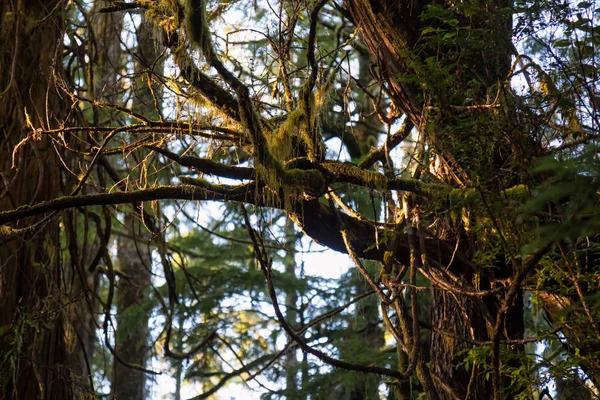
[[284, 252, 300, 398], [343, 1, 523, 398], [345, 265, 383, 400], [0, 0, 76, 398], [112, 14, 159, 399], [114, 215, 152, 399]]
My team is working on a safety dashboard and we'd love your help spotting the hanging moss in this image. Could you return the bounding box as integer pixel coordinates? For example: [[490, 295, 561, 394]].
[[145, 0, 180, 34], [268, 104, 324, 163], [267, 110, 308, 161]]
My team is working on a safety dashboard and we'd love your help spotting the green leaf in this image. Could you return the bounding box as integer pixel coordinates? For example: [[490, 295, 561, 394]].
[[443, 32, 457, 40], [580, 63, 597, 77], [421, 27, 438, 35], [553, 39, 571, 47], [580, 45, 595, 57]]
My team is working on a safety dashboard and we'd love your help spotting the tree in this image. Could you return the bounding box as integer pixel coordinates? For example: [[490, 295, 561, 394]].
[[0, 1, 81, 398], [1, 0, 599, 399], [112, 12, 161, 399]]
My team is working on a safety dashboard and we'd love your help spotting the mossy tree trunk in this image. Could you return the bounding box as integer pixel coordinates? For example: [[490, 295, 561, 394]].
[[344, 1, 525, 398]]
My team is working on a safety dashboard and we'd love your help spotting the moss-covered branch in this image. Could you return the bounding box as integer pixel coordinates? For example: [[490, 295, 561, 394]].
[[320, 160, 445, 195], [185, 0, 274, 163], [0, 184, 256, 226]]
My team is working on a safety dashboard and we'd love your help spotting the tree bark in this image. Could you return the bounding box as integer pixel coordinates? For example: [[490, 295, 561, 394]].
[[0, 0, 77, 398], [343, 1, 522, 398]]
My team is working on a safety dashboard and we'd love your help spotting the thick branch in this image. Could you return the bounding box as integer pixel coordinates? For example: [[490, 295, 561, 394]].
[[0, 184, 256, 226], [98, 1, 147, 13], [0, 184, 468, 280]]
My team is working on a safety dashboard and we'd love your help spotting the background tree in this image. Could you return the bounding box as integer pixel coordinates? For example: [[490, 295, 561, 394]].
[[112, 11, 162, 399]]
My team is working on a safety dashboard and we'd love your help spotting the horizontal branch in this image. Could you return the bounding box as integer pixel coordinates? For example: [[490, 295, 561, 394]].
[[98, 1, 147, 13], [188, 353, 274, 400], [0, 183, 468, 278], [286, 158, 441, 195], [0, 184, 257, 227]]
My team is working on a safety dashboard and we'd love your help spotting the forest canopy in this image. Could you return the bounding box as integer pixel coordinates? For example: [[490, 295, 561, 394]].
[[0, 0, 599, 399]]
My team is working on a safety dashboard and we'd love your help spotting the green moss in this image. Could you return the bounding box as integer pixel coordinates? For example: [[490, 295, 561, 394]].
[[325, 162, 388, 191], [179, 176, 208, 188], [503, 184, 529, 200], [285, 109, 307, 130], [184, 0, 216, 58], [284, 169, 325, 193], [447, 187, 478, 207], [267, 128, 293, 163], [446, 184, 530, 209]]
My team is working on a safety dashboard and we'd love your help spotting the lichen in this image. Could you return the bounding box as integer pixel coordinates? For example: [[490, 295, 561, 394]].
[[145, 0, 180, 34], [0, 225, 14, 238]]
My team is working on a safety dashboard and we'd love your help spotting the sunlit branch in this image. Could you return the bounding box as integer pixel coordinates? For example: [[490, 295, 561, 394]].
[[148, 145, 255, 180], [0, 184, 257, 226]]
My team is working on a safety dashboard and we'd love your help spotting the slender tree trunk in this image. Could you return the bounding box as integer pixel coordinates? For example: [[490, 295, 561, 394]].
[[0, 0, 77, 398], [285, 255, 300, 397], [64, 2, 127, 394], [173, 310, 185, 400], [345, 266, 383, 400], [114, 215, 152, 399], [112, 14, 159, 399]]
